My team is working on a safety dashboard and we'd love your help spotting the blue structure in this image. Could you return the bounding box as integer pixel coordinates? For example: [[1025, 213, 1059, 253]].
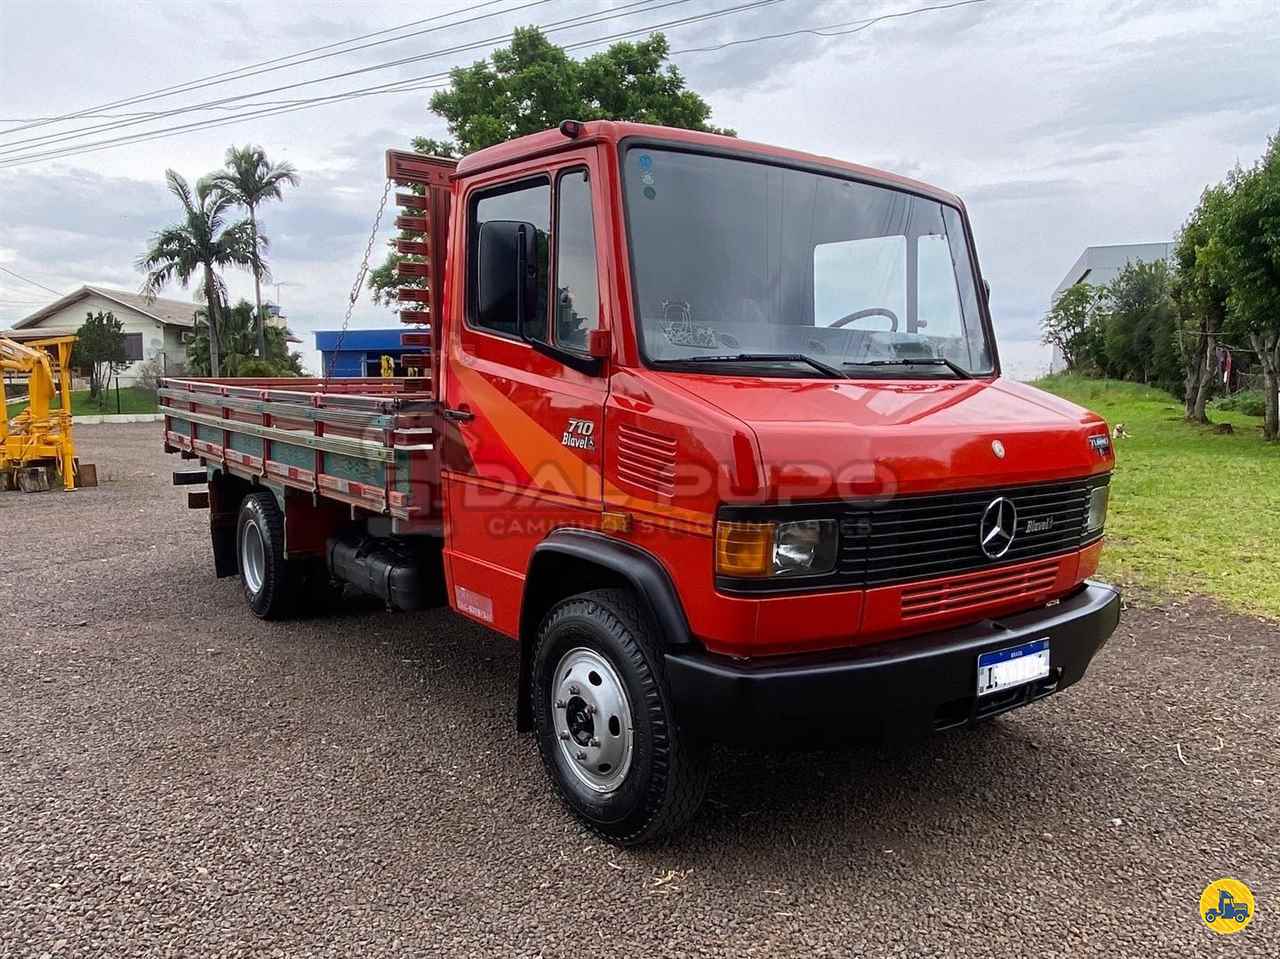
[[314, 329, 412, 377]]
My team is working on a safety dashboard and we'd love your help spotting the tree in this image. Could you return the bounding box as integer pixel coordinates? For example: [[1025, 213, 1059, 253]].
[[1099, 259, 1181, 394], [70, 310, 127, 401], [1171, 185, 1232, 423], [185, 299, 303, 377], [369, 28, 730, 304], [1215, 132, 1280, 441], [1041, 283, 1103, 372], [431, 29, 729, 155], [207, 145, 299, 359], [138, 171, 257, 377]]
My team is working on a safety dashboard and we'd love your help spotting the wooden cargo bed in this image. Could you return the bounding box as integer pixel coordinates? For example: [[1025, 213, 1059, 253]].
[[159, 376, 442, 532]]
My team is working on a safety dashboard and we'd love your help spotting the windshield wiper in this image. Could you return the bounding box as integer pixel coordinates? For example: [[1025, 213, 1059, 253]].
[[662, 353, 844, 379], [844, 357, 973, 379]]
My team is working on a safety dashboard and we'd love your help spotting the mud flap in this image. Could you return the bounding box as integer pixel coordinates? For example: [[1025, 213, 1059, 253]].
[[208, 472, 239, 578]]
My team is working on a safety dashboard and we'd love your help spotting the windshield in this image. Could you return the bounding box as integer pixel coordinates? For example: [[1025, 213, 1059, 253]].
[[622, 147, 995, 377]]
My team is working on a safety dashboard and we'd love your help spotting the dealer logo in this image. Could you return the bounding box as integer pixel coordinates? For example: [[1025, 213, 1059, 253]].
[[979, 497, 1017, 559], [1201, 878, 1255, 934]]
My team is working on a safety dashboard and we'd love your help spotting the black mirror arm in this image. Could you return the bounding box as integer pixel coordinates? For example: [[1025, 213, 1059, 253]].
[[515, 226, 529, 342]]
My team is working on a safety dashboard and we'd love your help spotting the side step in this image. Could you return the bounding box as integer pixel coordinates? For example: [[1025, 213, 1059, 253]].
[[173, 468, 208, 508], [172, 468, 207, 485]]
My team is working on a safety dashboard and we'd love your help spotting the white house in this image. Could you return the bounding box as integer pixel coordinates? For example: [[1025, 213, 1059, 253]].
[[5, 286, 200, 385]]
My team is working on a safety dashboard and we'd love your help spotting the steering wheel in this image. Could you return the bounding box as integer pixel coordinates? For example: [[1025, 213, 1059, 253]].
[[829, 307, 899, 332]]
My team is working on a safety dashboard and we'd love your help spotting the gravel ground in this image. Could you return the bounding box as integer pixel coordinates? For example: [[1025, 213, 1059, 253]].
[[1, 424, 1276, 958]]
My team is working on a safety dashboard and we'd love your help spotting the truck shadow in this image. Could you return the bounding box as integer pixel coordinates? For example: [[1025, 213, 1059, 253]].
[[690, 722, 1078, 854], [300, 596, 1114, 866]]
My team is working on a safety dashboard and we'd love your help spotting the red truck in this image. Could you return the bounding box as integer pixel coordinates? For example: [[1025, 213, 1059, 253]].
[[161, 120, 1120, 845]]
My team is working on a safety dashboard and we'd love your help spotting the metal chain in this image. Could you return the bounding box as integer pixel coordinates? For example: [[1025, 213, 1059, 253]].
[[326, 177, 393, 378]]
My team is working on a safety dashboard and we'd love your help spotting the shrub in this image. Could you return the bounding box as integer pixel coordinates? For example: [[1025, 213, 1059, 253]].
[[1210, 390, 1267, 417], [135, 355, 165, 394], [236, 358, 287, 378]]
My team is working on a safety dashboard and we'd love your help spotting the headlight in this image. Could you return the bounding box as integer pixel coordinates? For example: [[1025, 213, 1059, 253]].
[[1087, 485, 1110, 533], [773, 519, 838, 575], [715, 518, 838, 578]]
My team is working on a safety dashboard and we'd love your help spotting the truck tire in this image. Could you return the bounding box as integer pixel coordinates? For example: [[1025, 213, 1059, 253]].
[[236, 491, 305, 620], [531, 588, 710, 845]]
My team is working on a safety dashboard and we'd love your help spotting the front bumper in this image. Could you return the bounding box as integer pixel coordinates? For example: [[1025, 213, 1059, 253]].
[[664, 581, 1121, 746]]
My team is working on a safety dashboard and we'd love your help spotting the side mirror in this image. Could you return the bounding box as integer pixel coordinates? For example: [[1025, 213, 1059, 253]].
[[476, 219, 539, 338], [586, 328, 611, 359], [475, 218, 604, 376]]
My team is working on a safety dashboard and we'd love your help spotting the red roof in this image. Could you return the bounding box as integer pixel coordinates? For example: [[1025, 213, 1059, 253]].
[[454, 120, 963, 207]]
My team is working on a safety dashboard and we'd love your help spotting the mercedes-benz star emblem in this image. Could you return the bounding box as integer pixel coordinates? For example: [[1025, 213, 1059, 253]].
[[992, 439, 1006, 459], [979, 497, 1018, 559]]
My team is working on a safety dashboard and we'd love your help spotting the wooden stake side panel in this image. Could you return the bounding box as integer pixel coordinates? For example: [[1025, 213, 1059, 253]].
[[159, 376, 441, 526]]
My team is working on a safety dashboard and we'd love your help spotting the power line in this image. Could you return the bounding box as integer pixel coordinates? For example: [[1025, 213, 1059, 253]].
[[0, 266, 61, 295], [3, 0, 981, 168], [0, 0, 552, 137], [671, 0, 989, 53], [0, 0, 786, 168], [0, 0, 993, 129], [0, 112, 179, 123], [0, 0, 688, 156]]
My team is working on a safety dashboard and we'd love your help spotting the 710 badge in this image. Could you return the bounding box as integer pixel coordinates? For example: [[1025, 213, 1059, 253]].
[[561, 417, 595, 451]]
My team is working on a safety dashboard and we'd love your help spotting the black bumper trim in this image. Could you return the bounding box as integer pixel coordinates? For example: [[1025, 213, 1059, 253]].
[[664, 581, 1121, 746]]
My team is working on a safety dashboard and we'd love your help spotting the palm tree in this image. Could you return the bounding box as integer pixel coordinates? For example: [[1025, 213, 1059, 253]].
[[208, 146, 299, 358], [137, 171, 257, 377]]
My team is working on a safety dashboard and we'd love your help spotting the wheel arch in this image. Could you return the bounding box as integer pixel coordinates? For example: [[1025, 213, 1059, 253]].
[[515, 530, 695, 731]]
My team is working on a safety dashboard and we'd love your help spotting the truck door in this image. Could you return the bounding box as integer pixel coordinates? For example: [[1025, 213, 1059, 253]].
[[441, 151, 609, 635]]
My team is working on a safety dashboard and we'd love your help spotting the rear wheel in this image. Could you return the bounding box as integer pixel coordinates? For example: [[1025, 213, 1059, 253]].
[[531, 588, 709, 845], [236, 490, 311, 619]]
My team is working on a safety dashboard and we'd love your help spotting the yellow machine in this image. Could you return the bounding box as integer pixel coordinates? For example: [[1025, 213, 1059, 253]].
[[1, 334, 78, 491]]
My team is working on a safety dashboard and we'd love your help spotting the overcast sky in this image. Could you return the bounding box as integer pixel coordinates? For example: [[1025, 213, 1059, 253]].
[[1, 0, 1277, 376]]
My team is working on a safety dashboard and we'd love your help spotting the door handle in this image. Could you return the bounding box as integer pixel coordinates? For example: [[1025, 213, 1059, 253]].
[[442, 406, 474, 422]]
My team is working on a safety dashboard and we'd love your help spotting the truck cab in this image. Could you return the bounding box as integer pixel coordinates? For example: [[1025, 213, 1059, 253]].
[[162, 120, 1120, 845]]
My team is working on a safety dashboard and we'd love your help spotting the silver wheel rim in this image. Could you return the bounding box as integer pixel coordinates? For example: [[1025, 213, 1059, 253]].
[[551, 647, 634, 793], [241, 519, 266, 594]]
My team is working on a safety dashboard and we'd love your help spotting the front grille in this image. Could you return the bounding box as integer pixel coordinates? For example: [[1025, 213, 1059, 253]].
[[839, 476, 1103, 588], [900, 557, 1060, 619]]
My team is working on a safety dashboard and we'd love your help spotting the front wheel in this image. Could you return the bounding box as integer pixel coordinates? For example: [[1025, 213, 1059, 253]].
[[531, 589, 709, 846]]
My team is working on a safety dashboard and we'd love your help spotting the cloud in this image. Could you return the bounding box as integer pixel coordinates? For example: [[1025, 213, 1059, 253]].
[[962, 177, 1086, 205], [3, 0, 1279, 380], [1024, 30, 1280, 149]]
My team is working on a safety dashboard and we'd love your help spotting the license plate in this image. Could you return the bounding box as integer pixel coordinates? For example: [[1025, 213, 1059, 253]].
[[976, 638, 1050, 696]]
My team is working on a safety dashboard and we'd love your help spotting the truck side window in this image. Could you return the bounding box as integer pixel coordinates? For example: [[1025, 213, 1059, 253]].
[[469, 178, 550, 339], [553, 169, 600, 352]]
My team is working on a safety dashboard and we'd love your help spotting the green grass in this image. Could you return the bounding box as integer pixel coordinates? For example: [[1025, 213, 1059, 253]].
[[4, 386, 158, 416], [1033, 374, 1280, 618]]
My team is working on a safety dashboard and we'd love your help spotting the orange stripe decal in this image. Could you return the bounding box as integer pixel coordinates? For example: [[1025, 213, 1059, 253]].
[[449, 360, 714, 534]]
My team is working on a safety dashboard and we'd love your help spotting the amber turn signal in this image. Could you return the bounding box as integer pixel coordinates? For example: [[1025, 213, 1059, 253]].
[[715, 521, 776, 577]]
